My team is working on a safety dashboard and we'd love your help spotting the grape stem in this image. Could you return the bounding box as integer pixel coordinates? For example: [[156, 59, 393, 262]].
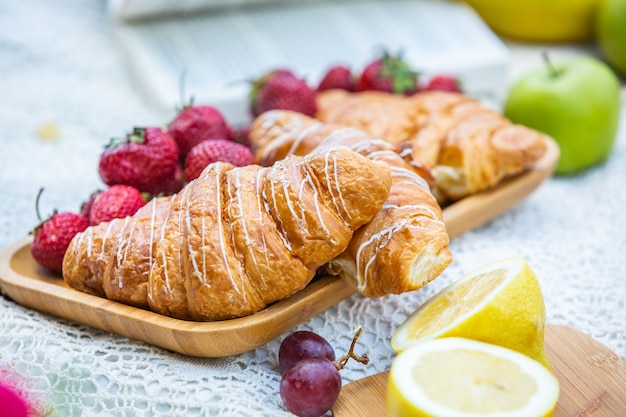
[[334, 327, 369, 371]]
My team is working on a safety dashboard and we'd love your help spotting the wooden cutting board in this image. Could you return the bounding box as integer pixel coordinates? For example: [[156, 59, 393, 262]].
[[332, 325, 626, 416]]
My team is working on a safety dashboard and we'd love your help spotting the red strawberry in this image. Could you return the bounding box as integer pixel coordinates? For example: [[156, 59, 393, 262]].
[[31, 190, 88, 273], [317, 65, 355, 92], [154, 163, 185, 195], [423, 75, 462, 93], [357, 52, 419, 94], [233, 124, 252, 148], [98, 127, 179, 196], [249, 69, 317, 118], [89, 185, 147, 226], [79, 190, 102, 221], [168, 105, 234, 159], [184, 139, 255, 181]]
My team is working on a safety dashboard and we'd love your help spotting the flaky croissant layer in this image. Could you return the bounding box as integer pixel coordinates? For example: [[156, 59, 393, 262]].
[[249, 110, 453, 297], [63, 147, 392, 321]]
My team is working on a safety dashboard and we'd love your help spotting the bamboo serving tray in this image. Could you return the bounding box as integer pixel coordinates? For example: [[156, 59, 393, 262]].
[[0, 137, 559, 357]]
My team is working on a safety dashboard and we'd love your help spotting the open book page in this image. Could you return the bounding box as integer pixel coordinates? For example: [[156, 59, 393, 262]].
[[110, 0, 510, 126]]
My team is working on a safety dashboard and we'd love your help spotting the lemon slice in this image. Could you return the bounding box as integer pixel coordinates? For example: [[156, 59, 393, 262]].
[[387, 337, 560, 417], [391, 257, 550, 368]]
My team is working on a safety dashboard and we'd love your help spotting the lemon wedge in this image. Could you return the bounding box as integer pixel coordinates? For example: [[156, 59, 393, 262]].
[[391, 257, 550, 369], [387, 337, 560, 417]]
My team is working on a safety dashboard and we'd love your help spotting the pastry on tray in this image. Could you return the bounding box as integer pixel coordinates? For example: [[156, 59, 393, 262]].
[[316, 90, 548, 202], [63, 147, 392, 321], [249, 110, 452, 297]]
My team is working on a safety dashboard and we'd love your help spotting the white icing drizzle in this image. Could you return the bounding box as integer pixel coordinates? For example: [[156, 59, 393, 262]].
[[115, 217, 134, 288], [254, 169, 272, 268], [324, 127, 366, 146], [258, 115, 306, 162], [148, 198, 159, 277], [354, 218, 410, 291], [97, 221, 116, 261], [231, 170, 260, 274], [301, 163, 331, 239], [164, 184, 191, 294], [280, 163, 306, 227], [184, 182, 201, 284], [214, 166, 244, 298], [267, 162, 293, 252], [323, 148, 350, 223], [398, 146, 413, 158], [285, 122, 323, 156], [76, 230, 88, 259]]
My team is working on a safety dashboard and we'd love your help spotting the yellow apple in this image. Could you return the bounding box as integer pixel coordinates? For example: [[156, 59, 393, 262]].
[[463, 0, 596, 43]]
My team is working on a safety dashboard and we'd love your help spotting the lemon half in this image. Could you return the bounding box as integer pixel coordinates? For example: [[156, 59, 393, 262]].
[[391, 257, 550, 369], [387, 337, 560, 417]]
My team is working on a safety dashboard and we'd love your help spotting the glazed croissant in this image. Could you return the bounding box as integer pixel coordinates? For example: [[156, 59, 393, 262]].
[[249, 110, 452, 297], [316, 90, 548, 202], [63, 147, 392, 321]]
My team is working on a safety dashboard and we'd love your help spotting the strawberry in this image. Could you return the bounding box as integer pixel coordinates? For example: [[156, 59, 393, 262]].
[[357, 51, 419, 95], [317, 65, 356, 92], [249, 69, 317, 118], [168, 104, 234, 159], [184, 139, 255, 181], [423, 75, 462, 93], [30, 190, 88, 273], [98, 127, 179, 196], [154, 163, 185, 195], [79, 190, 102, 221], [89, 185, 147, 226], [0, 383, 28, 417], [233, 124, 252, 148]]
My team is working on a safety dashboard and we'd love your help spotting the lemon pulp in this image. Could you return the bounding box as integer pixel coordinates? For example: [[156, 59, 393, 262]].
[[391, 257, 550, 369], [405, 268, 506, 339], [387, 338, 560, 417]]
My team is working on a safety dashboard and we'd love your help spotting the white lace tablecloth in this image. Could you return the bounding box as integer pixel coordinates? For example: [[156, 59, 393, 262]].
[[1, 1, 624, 416]]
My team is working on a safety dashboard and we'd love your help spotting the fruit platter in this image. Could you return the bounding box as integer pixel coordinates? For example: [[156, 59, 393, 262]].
[[0, 130, 557, 354], [0, 51, 560, 356]]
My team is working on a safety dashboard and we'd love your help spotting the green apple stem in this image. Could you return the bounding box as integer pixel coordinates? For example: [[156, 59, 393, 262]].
[[542, 51, 559, 78]]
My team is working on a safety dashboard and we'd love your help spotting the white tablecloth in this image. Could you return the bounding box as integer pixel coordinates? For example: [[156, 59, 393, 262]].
[[1, 1, 624, 416]]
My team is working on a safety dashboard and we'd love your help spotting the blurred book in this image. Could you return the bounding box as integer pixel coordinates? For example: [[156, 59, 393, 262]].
[[108, 0, 510, 126]]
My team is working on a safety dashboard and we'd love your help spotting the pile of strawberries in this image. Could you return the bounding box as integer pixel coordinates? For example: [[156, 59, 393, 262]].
[[30, 50, 461, 273]]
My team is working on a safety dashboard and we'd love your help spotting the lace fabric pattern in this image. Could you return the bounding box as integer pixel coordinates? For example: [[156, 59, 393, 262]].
[[0, 1, 625, 416]]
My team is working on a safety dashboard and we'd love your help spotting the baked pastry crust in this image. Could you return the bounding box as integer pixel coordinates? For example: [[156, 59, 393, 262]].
[[63, 147, 392, 321], [249, 110, 452, 297], [316, 90, 548, 202]]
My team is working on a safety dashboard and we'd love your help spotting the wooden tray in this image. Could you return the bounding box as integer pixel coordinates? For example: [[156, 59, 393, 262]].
[[332, 325, 626, 416], [0, 137, 559, 357]]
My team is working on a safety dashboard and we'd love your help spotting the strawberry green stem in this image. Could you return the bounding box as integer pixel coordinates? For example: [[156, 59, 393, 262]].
[[34, 187, 44, 223]]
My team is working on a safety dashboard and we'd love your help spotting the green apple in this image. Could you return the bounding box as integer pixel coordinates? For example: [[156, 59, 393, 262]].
[[504, 55, 621, 175], [596, 0, 626, 76]]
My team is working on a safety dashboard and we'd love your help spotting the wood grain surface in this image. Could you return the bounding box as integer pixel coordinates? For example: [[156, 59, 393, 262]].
[[332, 325, 626, 416], [0, 137, 559, 357]]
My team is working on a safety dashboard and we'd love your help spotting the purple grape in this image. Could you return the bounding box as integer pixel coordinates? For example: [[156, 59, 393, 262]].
[[280, 357, 342, 417], [279, 331, 335, 372]]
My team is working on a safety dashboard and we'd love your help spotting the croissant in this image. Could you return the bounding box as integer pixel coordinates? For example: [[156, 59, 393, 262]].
[[316, 90, 548, 202], [249, 110, 452, 297], [62, 147, 392, 321]]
